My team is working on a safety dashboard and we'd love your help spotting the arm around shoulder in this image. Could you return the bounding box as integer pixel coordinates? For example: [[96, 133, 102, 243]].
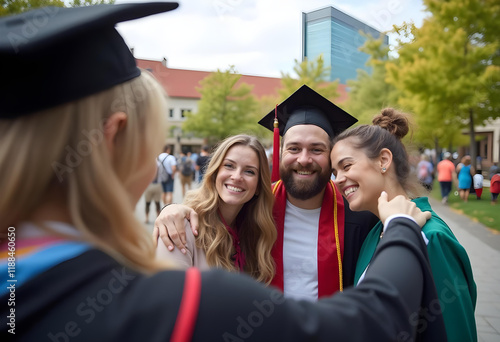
[[156, 219, 196, 269]]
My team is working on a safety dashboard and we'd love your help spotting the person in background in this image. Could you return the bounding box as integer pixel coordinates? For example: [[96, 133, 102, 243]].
[[473, 169, 484, 200], [330, 107, 477, 342], [196, 145, 211, 182], [489, 162, 499, 180], [144, 158, 163, 223], [437, 151, 457, 204], [0, 4, 448, 341], [159, 145, 177, 205], [457, 155, 475, 203], [417, 153, 434, 191], [178, 151, 194, 198], [190, 150, 199, 181], [490, 170, 500, 205], [156, 135, 277, 284]]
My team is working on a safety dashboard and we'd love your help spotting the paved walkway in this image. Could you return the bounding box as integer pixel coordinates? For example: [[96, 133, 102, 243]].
[[135, 177, 500, 341]]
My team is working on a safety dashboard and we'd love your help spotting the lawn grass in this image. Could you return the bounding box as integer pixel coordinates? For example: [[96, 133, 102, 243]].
[[429, 180, 500, 232]]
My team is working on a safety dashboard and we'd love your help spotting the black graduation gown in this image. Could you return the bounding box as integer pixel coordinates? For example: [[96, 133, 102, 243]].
[[342, 197, 380, 288], [0, 218, 446, 342]]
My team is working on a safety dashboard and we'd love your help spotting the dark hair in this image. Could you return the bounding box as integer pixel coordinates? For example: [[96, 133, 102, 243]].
[[333, 108, 420, 196]]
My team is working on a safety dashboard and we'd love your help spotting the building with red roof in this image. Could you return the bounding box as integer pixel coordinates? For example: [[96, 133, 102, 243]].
[[136, 58, 349, 154]]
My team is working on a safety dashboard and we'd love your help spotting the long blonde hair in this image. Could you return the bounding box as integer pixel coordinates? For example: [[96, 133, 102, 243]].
[[0, 71, 167, 273], [184, 135, 277, 284]]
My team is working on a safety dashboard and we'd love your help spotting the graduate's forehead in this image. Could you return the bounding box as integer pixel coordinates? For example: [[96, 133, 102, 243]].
[[282, 125, 331, 148]]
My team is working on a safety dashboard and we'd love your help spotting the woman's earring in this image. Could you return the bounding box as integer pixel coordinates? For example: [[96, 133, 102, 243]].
[[381, 167, 387, 173]]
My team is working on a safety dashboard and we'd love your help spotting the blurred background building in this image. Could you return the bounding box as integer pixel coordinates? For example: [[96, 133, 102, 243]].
[[302, 6, 388, 84]]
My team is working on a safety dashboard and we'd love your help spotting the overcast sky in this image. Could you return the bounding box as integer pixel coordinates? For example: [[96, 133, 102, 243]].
[[116, 0, 428, 78]]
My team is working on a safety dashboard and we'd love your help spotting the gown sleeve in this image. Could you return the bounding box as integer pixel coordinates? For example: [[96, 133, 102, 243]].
[[426, 222, 477, 341], [189, 217, 447, 342]]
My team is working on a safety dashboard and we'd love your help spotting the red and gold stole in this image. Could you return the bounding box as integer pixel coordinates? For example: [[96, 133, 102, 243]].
[[270, 179, 345, 298]]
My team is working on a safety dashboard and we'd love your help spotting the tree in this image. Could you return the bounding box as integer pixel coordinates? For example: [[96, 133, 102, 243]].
[[344, 34, 401, 125], [279, 55, 339, 101], [386, 0, 500, 165], [1, 0, 114, 16], [182, 66, 259, 145]]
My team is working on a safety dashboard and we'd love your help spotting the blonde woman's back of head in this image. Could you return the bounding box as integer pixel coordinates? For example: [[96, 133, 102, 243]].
[[0, 71, 168, 273]]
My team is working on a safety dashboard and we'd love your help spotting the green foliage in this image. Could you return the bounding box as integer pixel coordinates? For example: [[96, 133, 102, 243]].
[[1, 0, 114, 16], [182, 66, 259, 145], [69, 0, 114, 6], [279, 55, 339, 101], [386, 0, 500, 162], [1, 0, 64, 15], [344, 34, 401, 125]]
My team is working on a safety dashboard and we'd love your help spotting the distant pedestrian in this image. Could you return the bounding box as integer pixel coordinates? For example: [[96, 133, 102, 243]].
[[144, 159, 163, 223], [158, 145, 177, 205], [417, 154, 434, 191], [457, 155, 475, 203], [196, 145, 210, 182], [473, 170, 484, 200], [437, 152, 457, 204], [491, 172, 500, 205], [178, 151, 194, 197], [489, 163, 499, 180], [190, 151, 199, 181]]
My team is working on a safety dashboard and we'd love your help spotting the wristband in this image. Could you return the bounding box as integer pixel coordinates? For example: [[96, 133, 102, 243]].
[[161, 203, 175, 212]]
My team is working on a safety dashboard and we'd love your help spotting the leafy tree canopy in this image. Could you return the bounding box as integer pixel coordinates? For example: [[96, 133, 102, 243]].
[[1, 0, 114, 16], [182, 66, 259, 145]]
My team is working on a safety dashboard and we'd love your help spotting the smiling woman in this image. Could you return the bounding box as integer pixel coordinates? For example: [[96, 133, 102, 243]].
[[156, 134, 277, 284], [330, 108, 478, 342]]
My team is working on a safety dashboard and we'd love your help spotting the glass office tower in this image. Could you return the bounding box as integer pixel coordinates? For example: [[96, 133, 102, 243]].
[[302, 7, 388, 84]]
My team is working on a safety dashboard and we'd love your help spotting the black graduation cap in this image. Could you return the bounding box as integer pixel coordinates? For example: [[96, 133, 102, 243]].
[[258, 84, 357, 182], [0, 2, 179, 118], [258, 84, 357, 137]]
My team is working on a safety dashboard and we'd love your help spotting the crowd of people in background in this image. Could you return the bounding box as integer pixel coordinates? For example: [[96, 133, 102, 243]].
[[414, 151, 500, 205], [144, 145, 213, 223]]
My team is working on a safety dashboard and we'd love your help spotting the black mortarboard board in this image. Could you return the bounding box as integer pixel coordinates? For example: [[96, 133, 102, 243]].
[[258, 84, 357, 137], [0, 2, 178, 118]]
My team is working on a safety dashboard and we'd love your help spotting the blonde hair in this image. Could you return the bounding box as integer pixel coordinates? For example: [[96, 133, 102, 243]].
[[184, 135, 277, 284], [0, 70, 167, 273]]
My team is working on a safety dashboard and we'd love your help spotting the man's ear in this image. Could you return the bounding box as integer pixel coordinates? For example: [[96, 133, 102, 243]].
[[379, 148, 393, 171], [103, 112, 128, 154]]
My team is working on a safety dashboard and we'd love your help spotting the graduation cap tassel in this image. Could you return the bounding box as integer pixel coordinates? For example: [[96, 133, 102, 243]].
[[271, 104, 280, 183]]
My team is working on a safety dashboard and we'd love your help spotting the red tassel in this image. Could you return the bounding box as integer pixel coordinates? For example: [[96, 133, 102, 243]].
[[271, 104, 280, 183]]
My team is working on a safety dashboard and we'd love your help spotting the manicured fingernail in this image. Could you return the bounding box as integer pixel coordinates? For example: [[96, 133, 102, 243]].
[[181, 248, 186, 254], [194, 230, 198, 235], [168, 245, 173, 251]]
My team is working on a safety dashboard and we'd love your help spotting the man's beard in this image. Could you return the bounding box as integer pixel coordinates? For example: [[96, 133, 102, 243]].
[[280, 164, 332, 200]]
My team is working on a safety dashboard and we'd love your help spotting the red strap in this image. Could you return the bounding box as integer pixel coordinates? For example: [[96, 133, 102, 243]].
[[171, 267, 201, 342], [270, 180, 345, 298]]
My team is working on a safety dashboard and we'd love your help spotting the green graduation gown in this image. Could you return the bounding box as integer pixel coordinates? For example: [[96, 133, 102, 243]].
[[354, 197, 477, 342]]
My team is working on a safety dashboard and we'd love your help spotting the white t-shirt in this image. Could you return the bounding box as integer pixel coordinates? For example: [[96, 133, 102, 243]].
[[158, 152, 177, 174], [283, 200, 320, 302], [473, 173, 484, 189]]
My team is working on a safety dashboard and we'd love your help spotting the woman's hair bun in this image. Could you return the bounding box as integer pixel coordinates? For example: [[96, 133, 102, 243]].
[[372, 108, 410, 140]]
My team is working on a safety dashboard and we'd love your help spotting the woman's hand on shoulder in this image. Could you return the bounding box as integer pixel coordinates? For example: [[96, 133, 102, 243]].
[[152, 204, 199, 254], [378, 192, 431, 228]]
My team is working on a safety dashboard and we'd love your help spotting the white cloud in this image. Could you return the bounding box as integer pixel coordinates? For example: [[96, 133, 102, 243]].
[[116, 0, 428, 77]]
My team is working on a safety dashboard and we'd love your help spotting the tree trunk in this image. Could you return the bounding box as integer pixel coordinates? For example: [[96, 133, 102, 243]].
[[468, 108, 477, 169]]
